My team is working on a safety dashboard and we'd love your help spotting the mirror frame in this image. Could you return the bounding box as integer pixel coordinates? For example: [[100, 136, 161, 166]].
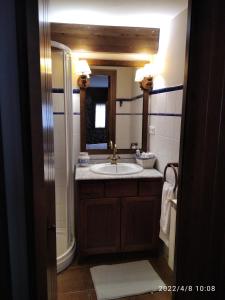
[[80, 67, 148, 154]]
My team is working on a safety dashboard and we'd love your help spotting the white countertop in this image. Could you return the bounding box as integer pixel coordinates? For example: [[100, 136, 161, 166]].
[[75, 165, 163, 181]]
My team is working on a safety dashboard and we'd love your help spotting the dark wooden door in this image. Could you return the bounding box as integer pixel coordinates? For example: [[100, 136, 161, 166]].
[[38, 1, 57, 299], [121, 197, 160, 252], [175, 0, 225, 299], [80, 198, 120, 254], [0, 0, 56, 299]]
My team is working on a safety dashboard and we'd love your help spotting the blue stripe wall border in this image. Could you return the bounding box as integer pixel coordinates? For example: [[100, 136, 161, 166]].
[[53, 112, 81, 115], [54, 112, 182, 117], [52, 88, 64, 93], [52, 88, 80, 94], [52, 85, 183, 95], [53, 112, 65, 115], [149, 85, 183, 95], [150, 113, 182, 117], [116, 113, 143, 116]]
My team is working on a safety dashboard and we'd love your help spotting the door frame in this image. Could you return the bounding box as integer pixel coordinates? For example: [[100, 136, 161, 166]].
[[1, 0, 225, 299], [0, 0, 56, 299], [174, 0, 225, 298]]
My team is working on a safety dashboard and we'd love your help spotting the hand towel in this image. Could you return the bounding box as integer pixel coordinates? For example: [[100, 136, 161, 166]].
[[160, 181, 175, 236]]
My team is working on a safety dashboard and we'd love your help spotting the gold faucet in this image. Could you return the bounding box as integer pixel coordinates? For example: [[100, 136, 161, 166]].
[[108, 140, 120, 164]]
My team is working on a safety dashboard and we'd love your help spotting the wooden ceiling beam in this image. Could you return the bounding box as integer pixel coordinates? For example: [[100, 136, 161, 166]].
[[51, 23, 160, 54], [86, 59, 149, 68]]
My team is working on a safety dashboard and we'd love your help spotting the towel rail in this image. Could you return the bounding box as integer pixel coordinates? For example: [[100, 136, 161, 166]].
[[163, 162, 179, 193]]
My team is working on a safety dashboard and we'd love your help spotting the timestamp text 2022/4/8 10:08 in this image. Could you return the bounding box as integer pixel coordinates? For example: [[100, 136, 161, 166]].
[[158, 285, 216, 292]]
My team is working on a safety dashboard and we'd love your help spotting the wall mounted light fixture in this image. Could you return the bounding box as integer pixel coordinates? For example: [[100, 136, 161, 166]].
[[76, 60, 91, 89], [135, 63, 155, 91]]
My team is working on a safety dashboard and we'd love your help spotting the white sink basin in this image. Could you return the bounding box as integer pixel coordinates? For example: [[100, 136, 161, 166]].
[[90, 163, 143, 175]]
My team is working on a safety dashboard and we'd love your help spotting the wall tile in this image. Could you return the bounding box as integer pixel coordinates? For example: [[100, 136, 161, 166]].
[[149, 88, 183, 178], [149, 93, 167, 114], [173, 117, 181, 141], [116, 101, 131, 113], [174, 90, 183, 114], [72, 94, 80, 113], [165, 91, 177, 113], [53, 93, 65, 113]]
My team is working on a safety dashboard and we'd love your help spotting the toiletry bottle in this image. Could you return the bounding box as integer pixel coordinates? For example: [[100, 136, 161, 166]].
[[136, 149, 140, 158]]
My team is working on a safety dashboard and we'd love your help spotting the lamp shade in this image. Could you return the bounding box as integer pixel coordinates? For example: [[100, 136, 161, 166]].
[[143, 63, 155, 77], [76, 60, 91, 75], [135, 68, 144, 82]]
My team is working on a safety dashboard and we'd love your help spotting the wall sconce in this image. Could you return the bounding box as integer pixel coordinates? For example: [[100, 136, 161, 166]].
[[135, 63, 154, 91], [76, 60, 91, 89]]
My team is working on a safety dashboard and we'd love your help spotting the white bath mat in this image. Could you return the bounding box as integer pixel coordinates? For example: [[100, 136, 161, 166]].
[[90, 260, 165, 300]]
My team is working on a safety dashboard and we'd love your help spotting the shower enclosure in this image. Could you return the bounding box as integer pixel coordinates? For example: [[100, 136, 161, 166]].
[[51, 41, 75, 272]]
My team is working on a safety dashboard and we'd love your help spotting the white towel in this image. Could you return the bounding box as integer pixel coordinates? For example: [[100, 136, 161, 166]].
[[160, 182, 175, 236]]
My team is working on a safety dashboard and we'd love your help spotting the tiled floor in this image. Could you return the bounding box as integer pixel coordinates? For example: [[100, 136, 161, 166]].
[[58, 254, 173, 300]]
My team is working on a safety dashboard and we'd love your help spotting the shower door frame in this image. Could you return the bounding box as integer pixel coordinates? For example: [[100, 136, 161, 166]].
[[51, 41, 75, 272]]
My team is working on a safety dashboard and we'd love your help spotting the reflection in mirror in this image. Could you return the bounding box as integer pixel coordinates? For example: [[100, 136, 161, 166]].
[[114, 67, 143, 149], [82, 69, 116, 152], [86, 75, 109, 150], [91, 65, 144, 151], [80, 64, 148, 153]]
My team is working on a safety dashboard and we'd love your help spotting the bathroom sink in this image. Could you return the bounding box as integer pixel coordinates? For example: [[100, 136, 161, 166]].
[[90, 163, 143, 175]]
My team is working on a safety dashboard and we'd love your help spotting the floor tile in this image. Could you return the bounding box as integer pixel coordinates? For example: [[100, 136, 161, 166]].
[[57, 255, 173, 300], [58, 266, 94, 293]]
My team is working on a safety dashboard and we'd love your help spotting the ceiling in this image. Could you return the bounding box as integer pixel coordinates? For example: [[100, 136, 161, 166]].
[[49, 0, 188, 28]]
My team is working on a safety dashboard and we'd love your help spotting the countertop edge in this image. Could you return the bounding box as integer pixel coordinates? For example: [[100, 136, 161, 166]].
[[75, 166, 163, 181]]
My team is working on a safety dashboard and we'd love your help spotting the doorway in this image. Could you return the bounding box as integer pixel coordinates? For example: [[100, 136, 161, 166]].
[[2, 0, 225, 300], [50, 1, 188, 300]]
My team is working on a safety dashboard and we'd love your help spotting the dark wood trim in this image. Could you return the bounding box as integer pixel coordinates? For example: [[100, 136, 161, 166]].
[[80, 69, 117, 153], [142, 90, 149, 152], [174, 0, 225, 298], [80, 88, 87, 153], [38, 0, 57, 298], [87, 59, 149, 68], [51, 23, 159, 54], [1, 0, 56, 299]]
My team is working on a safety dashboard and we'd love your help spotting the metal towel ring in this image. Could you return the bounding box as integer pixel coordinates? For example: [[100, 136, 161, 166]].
[[163, 163, 179, 193]]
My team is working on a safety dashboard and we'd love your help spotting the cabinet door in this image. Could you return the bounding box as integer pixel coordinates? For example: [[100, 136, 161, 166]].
[[80, 198, 120, 255], [121, 197, 160, 252]]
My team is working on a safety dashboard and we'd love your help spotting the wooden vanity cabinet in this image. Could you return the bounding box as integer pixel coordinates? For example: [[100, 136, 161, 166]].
[[121, 196, 160, 252], [76, 178, 162, 256], [80, 197, 120, 254]]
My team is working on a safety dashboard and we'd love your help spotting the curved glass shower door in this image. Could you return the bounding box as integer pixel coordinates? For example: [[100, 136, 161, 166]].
[[51, 41, 75, 273]]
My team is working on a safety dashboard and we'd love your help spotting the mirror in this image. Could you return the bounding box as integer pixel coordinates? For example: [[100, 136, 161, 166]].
[[80, 63, 149, 153], [84, 69, 116, 151], [114, 66, 143, 150], [54, 24, 160, 153]]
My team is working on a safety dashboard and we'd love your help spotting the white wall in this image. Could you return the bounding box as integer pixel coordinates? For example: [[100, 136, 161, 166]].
[[148, 9, 187, 183], [161, 9, 188, 87]]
